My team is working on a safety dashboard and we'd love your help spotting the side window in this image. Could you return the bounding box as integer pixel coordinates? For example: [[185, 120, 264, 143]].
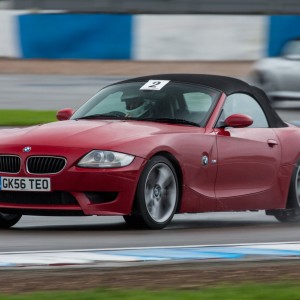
[[182, 92, 213, 123], [221, 93, 269, 128], [183, 92, 212, 112]]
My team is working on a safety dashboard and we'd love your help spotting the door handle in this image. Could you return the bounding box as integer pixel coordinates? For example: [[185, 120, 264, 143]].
[[267, 139, 278, 147]]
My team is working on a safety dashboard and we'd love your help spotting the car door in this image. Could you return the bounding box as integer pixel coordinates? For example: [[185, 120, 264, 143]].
[[214, 93, 282, 211]]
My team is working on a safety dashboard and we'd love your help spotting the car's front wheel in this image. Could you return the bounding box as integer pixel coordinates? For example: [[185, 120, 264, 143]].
[[0, 212, 22, 228], [124, 155, 179, 229]]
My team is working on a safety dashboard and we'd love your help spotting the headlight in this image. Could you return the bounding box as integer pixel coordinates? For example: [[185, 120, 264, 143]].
[[77, 150, 135, 168]]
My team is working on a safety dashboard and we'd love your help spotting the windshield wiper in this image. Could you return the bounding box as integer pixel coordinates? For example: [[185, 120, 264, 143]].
[[143, 118, 200, 127], [75, 115, 200, 127], [75, 113, 127, 120]]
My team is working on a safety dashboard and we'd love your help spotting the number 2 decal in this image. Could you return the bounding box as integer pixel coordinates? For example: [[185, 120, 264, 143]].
[[148, 81, 161, 88], [140, 80, 170, 90]]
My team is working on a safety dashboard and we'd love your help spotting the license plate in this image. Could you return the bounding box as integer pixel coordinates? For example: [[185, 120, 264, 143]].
[[0, 177, 51, 192]]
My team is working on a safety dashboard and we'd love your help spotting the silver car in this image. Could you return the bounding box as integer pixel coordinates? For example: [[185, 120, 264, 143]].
[[250, 39, 300, 102]]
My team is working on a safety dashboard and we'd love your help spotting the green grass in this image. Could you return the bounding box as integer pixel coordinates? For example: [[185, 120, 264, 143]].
[[1, 283, 300, 300], [0, 110, 57, 126]]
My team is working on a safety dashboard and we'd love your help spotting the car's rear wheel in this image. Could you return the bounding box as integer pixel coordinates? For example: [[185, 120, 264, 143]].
[[124, 155, 179, 229], [272, 163, 300, 223], [0, 212, 22, 228]]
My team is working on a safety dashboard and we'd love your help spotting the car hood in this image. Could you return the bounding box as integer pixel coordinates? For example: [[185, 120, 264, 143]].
[[0, 120, 204, 155], [253, 57, 299, 70]]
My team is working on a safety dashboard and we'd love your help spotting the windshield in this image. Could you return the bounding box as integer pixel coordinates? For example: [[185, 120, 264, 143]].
[[71, 81, 221, 127], [282, 40, 300, 57]]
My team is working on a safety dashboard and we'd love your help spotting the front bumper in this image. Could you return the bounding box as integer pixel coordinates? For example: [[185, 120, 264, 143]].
[[0, 152, 146, 216]]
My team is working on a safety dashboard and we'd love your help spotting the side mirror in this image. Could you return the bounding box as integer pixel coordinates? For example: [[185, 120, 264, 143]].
[[56, 108, 74, 121], [224, 114, 253, 128]]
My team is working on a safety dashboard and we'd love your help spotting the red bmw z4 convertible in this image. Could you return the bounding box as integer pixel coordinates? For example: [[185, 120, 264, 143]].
[[0, 74, 299, 229]]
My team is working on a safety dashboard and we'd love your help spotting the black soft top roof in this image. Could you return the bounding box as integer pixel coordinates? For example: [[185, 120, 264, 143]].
[[117, 74, 286, 128], [119, 74, 252, 95]]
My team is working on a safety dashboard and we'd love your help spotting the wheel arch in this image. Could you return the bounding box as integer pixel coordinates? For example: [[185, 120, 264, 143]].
[[285, 157, 300, 209], [148, 151, 183, 213]]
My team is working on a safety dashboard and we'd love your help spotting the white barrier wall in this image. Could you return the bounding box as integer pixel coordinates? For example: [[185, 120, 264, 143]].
[[0, 10, 22, 58], [0, 11, 266, 60], [134, 15, 265, 60]]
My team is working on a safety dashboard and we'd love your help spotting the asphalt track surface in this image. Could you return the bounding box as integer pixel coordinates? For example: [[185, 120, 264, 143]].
[[0, 75, 125, 110], [1, 74, 300, 253], [2, 212, 300, 253]]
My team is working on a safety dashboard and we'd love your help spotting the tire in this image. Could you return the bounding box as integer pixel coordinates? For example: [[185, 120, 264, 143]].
[[287, 163, 300, 208], [0, 212, 22, 228], [273, 162, 300, 223], [124, 155, 179, 230], [273, 209, 300, 223], [123, 214, 146, 228]]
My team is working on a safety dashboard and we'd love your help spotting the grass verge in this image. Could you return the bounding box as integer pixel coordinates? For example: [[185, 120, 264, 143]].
[[0, 283, 300, 299], [0, 110, 57, 126]]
